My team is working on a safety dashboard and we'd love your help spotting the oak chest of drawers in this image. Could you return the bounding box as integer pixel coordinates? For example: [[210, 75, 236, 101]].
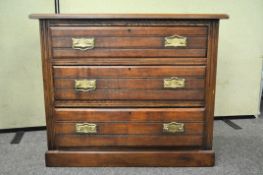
[[30, 13, 228, 167]]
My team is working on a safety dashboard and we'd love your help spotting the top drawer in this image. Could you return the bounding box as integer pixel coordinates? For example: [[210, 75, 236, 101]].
[[50, 26, 208, 58]]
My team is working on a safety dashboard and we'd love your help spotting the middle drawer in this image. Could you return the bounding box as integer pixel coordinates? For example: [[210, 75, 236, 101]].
[[54, 66, 206, 104]]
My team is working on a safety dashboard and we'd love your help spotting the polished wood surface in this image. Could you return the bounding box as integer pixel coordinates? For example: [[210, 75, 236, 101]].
[[54, 65, 205, 102], [55, 78, 205, 89], [46, 150, 215, 167], [54, 108, 205, 122], [50, 26, 208, 36], [52, 36, 207, 49], [30, 13, 229, 19], [51, 58, 208, 66], [54, 66, 206, 77], [51, 25, 208, 58], [55, 100, 205, 107], [31, 13, 227, 167], [55, 122, 204, 135], [55, 135, 203, 147], [54, 108, 204, 148], [53, 48, 207, 58]]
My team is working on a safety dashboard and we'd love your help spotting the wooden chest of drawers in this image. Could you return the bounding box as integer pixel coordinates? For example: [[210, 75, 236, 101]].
[[30, 14, 228, 167]]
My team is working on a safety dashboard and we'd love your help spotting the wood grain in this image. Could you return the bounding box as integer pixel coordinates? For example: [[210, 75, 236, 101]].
[[39, 20, 55, 149], [55, 135, 203, 147], [204, 21, 219, 149], [55, 89, 204, 100], [30, 13, 229, 19], [54, 108, 206, 122], [55, 122, 204, 135], [55, 78, 205, 89], [46, 150, 215, 167], [52, 36, 207, 49], [55, 100, 205, 107], [53, 66, 206, 78], [54, 66, 205, 101], [51, 58, 208, 66], [53, 48, 207, 58], [50, 26, 208, 36]]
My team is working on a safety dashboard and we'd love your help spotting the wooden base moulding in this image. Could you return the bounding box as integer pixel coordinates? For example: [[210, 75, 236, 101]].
[[46, 150, 215, 167]]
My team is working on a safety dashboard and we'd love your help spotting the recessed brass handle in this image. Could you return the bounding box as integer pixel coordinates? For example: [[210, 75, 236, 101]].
[[75, 79, 96, 92], [164, 35, 187, 47], [75, 123, 97, 134], [163, 122, 184, 133], [72, 37, 95, 50], [163, 77, 185, 89]]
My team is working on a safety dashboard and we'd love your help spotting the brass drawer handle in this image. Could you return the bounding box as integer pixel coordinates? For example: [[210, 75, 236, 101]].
[[164, 35, 187, 47], [75, 123, 97, 134], [75, 79, 96, 92], [163, 77, 185, 89], [163, 122, 184, 133], [72, 38, 95, 50]]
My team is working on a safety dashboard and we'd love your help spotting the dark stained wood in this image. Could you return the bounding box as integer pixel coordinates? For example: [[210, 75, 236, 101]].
[[53, 48, 207, 58], [53, 66, 206, 78], [55, 100, 205, 107], [55, 89, 204, 100], [39, 20, 55, 149], [30, 13, 229, 19], [49, 19, 212, 28], [204, 21, 220, 149], [55, 78, 205, 89], [51, 25, 208, 58], [52, 36, 207, 49], [45, 150, 215, 167], [55, 122, 204, 135], [31, 13, 227, 167], [54, 66, 205, 101], [54, 108, 206, 122], [50, 26, 208, 37], [55, 135, 203, 147], [51, 58, 208, 66]]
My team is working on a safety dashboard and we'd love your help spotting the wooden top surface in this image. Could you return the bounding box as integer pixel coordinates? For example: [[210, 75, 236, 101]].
[[29, 13, 229, 20]]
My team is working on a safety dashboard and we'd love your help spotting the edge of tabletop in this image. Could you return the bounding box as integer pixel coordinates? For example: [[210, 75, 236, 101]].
[[29, 13, 229, 20]]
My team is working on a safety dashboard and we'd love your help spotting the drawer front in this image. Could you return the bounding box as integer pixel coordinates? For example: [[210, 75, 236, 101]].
[[54, 108, 205, 122], [50, 26, 208, 58], [55, 122, 203, 135], [54, 108, 205, 148], [55, 135, 203, 147], [53, 66, 206, 103]]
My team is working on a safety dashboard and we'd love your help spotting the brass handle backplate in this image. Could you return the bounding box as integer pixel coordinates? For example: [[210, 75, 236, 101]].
[[72, 38, 95, 50], [164, 35, 187, 47], [163, 77, 185, 89], [75, 123, 97, 134], [75, 79, 96, 92], [163, 122, 184, 133]]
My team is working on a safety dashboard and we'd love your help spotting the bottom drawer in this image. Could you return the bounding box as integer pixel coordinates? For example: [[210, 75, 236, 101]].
[[54, 108, 205, 148]]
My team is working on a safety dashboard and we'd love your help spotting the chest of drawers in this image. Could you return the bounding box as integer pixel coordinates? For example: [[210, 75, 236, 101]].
[[30, 14, 228, 167]]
